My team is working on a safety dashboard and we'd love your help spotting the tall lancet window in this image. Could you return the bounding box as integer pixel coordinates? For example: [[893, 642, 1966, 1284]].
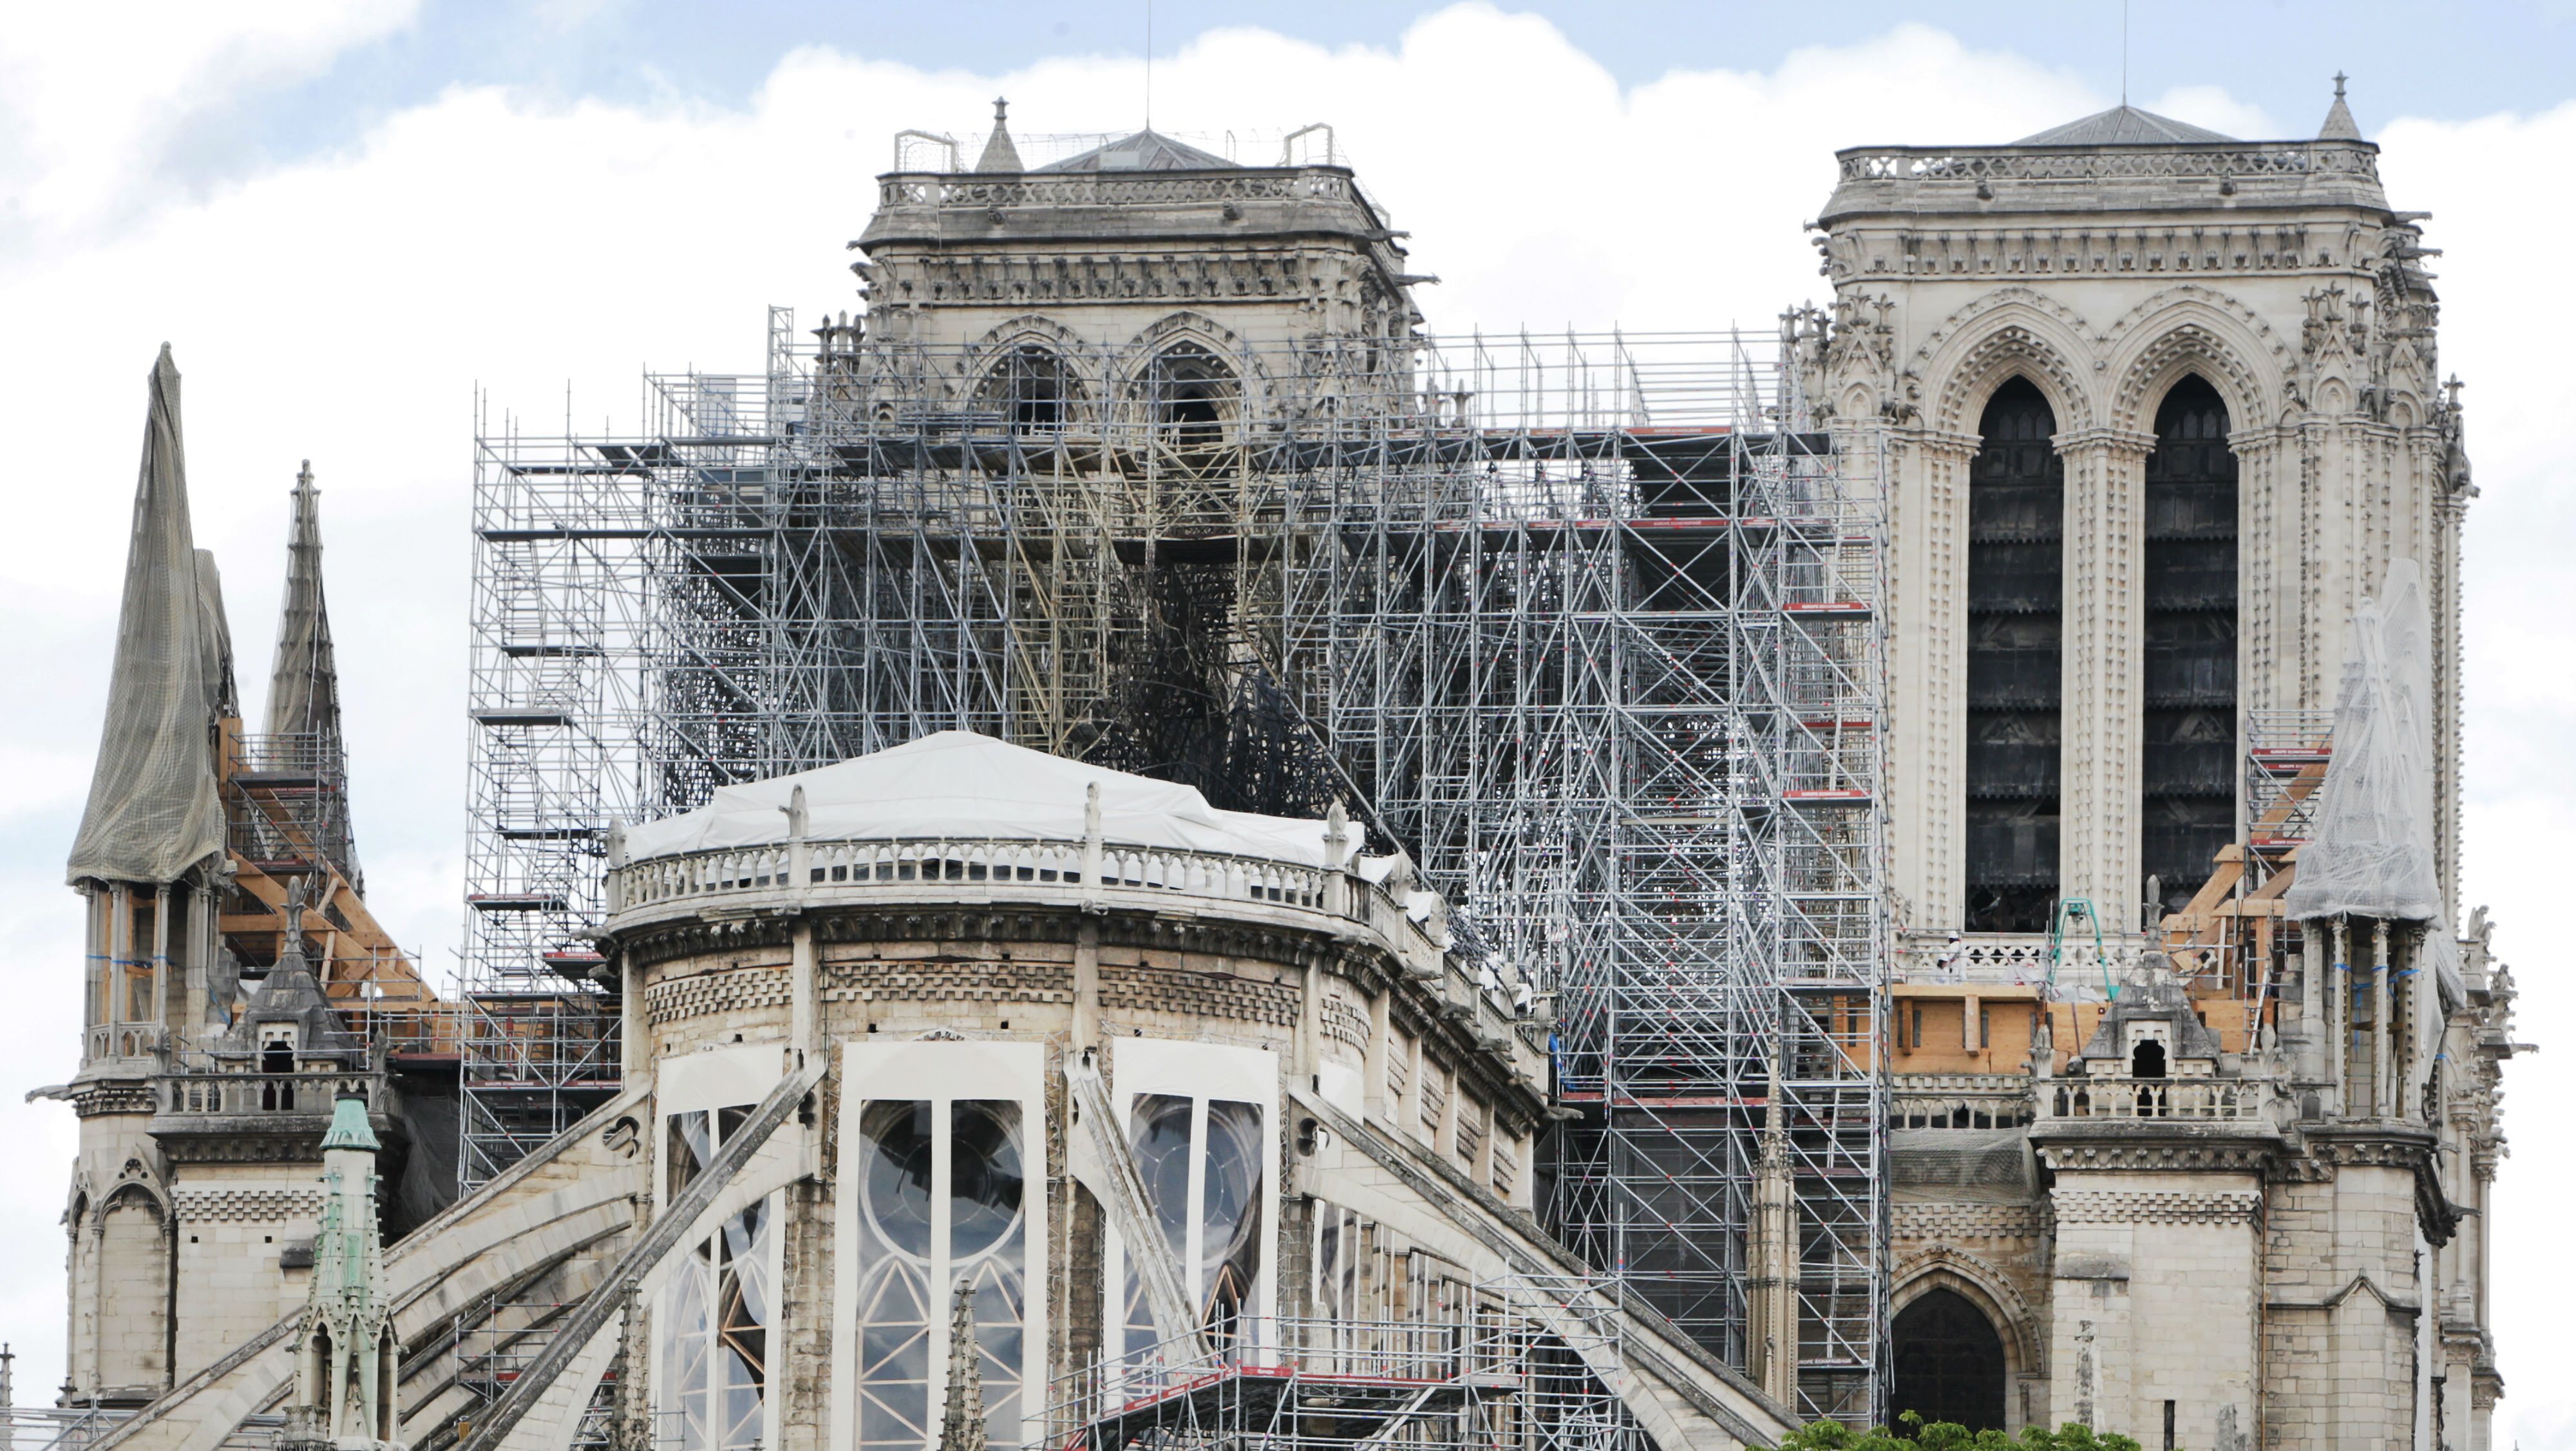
[[1964, 378, 2064, 933], [2140, 375, 2239, 916]]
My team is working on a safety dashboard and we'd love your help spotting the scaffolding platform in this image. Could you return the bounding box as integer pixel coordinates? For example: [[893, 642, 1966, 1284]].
[[466, 314, 1889, 1420]]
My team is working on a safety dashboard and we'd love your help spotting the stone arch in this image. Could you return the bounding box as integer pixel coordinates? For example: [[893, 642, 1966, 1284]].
[[1891, 1255, 2029, 1434], [963, 315, 1106, 394], [963, 317, 1099, 432], [1913, 289, 2098, 439], [1893, 1248, 2041, 1379], [2103, 287, 2287, 433], [1123, 312, 1269, 395]]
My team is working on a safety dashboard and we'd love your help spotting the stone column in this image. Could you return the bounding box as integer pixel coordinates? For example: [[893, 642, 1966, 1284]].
[[1072, 922, 1101, 1047], [2297, 924, 2325, 1086], [2371, 920, 2391, 1118], [2329, 920, 2349, 1112], [1896, 432, 1978, 930], [149, 887, 169, 1047], [620, 955, 649, 1090], [182, 882, 213, 1050], [2054, 429, 2155, 915], [789, 922, 817, 1061]]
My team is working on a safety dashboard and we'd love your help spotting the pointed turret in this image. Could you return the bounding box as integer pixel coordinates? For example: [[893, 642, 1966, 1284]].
[[68, 345, 229, 887], [267, 462, 344, 747], [2319, 72, 2363, 140], [936, 1278, 989, 1451], [283, 1094, 397, 1451], [976, 97, 1023, 174], [265, 462, 358, 885]]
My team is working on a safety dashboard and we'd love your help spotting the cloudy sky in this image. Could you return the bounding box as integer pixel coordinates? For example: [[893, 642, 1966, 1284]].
[[3, 1, 2569, 1437]]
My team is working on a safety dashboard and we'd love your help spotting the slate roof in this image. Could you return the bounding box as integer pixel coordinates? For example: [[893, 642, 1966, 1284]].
[[2013, 106, 2237, 146], [1036, 129, 1237, 173]]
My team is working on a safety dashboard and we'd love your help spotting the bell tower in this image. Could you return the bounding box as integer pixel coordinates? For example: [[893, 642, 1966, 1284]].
[[1806, 82, 2467, 955]]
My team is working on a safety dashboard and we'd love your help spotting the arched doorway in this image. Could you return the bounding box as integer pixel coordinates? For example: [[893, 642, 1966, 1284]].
[[1891, 1287, 2007, 1432]]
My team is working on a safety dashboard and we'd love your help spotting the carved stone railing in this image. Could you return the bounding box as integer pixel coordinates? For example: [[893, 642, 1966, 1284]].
[[1893, 1072, 2036, 1130], [1903, 932, 2139, 989], [874, 166, 1364, 214], [1833, 140, 2381, 187], [156, 1068, 382, 1119], [609, 835, 1331, 916], [2036, 1074, 2274, 1123]]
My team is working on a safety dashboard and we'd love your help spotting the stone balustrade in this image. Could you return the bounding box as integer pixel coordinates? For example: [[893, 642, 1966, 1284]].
[[604, 835, 1529, 1046], [610, 835, 1332, 915], [157, 1070, 381, 1119], [875, 167, 1363, 214], [2038, 1074, 2274, 1123], [1834, 140, 2381, 187]]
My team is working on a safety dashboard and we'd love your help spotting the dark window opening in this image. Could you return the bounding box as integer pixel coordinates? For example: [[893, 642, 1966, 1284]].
[[1145, 345, 1237, 468], [1965, 377, 2062, 932], [985, 345, 1067, 431], [1891, 1288, 2007, 1433], [2143, 375, 2237, 916], [2131, 1039, 2168, 1079]]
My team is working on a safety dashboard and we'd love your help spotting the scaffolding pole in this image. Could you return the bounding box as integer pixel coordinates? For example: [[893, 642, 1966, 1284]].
[[461, 312, 1890, 1421]]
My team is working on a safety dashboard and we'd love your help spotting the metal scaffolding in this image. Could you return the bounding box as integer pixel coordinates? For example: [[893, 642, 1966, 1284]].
[[464, 310, 1889, 1419]]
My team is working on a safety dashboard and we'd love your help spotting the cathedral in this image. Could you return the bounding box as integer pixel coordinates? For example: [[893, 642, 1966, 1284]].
[[37, 80, 2517, 1451]]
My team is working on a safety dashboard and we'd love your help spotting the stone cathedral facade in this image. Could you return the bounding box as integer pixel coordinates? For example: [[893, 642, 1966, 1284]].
[[39, 84, 2519, 1451], [1814, 91, 2519, 1451]]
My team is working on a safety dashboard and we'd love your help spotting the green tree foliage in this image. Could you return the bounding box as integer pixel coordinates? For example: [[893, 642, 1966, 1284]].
[[1776, 1412, 2145, 1451]]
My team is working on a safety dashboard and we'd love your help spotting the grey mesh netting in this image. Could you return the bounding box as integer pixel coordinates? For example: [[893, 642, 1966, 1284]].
[[265, 464, 357, 888], [1890, 1128, 2036, 1204], [66, 346, 228, 886], [2282, 557, 2465, 1010]]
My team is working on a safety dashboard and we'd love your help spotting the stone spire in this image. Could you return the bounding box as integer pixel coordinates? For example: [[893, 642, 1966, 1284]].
[[2319, 72, 2363, 140], [974, 97, 1023, 174], [265, 461, 358, 886], [68, 345, 229, 887], [284, 1094, 395, 1451], [936, 1279, 988, 1451], [267, 463, 345, 750]]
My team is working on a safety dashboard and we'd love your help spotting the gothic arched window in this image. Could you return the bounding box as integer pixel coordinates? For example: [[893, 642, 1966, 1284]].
[[979, 345, 1070, 432], [1964, 377, 2063, 933], [1142, 344, 1238, 477], [1891, 1288, 2007, 1432], [2141, 374, 2238, 918]]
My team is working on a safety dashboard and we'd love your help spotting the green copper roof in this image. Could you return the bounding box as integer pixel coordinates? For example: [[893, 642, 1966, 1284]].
[[321, 1094, 379, 1151]]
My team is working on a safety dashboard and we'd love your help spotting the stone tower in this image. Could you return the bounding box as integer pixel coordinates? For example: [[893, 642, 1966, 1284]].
[[44, 350, 442, 1407], [55, 346, 234, 1406], [1835, 86, 2516, 1451], [1804, 82, 2469, 947]]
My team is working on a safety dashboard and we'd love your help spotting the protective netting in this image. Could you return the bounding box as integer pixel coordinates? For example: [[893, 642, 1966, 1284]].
[[1889, 1128, 2035, 1204], [264, 466, 359, 889], [66, 346, 229, 886], [2282, 557, 2465, 1009]]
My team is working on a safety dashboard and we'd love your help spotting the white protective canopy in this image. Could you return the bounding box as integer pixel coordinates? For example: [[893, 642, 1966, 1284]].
[[620, 730, 1344, 868], [2283, 558, 2465, 1010]]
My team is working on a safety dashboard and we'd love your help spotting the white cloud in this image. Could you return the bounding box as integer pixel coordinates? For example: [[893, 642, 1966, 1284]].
[[0, 10, 2566, 1443], [2144, 82, 2284, 139], [0, 0, 419, 247]]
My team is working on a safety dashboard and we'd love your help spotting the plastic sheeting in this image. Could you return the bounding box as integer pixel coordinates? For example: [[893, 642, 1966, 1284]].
[[620, 729, 1348, 867], [66, 346, 230, 886], [264, 464, 358, 889], [2282, 558, 2465, 1009]]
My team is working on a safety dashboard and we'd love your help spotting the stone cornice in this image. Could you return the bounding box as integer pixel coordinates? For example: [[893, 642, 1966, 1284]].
[[2031, 1118, 2282, 1173]]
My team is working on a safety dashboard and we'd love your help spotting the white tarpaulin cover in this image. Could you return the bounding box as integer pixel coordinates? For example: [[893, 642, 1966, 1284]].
[[2283, 558, 2465, 1008], [621, 729, 1345, 866], [66, 346, 231, 886]]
